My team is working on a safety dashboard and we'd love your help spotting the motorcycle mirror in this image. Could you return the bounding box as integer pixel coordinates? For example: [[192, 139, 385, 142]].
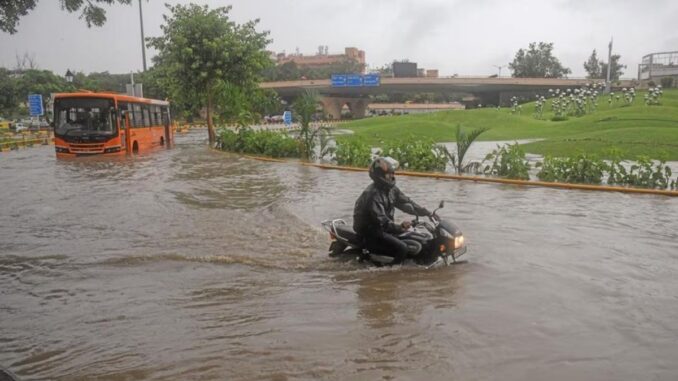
[[439, 200, 445, 209]]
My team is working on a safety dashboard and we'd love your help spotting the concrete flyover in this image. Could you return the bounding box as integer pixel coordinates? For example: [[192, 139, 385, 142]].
[[261, 77, 637, 118]]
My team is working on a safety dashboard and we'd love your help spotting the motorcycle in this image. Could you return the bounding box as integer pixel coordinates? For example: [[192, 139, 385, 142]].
[[321, 201, 467, 268]]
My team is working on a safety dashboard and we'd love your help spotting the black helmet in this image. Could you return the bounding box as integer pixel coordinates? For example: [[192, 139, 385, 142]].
[[369, 157, 397, 189]]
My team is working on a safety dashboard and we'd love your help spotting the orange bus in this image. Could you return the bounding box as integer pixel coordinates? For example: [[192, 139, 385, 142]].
[[53, 92, 173, 156]]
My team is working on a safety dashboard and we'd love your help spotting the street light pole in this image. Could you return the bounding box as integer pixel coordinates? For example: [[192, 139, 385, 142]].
[[138, 0, 147, 72], [605, 37, 613, 93]]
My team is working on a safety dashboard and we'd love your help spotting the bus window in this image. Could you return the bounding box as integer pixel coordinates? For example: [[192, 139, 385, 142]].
[[118, 102, 129, 128], [142, 105, 151, 127], [161, 107, 170, 126], [133, 104, 143, 128], [151, 105, 159, 126], [53, 97, 116, 136]]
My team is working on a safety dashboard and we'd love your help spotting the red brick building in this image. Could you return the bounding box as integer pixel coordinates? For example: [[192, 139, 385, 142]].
[[275, 47, 366, 73]]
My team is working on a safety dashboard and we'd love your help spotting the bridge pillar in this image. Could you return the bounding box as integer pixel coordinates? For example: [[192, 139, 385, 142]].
[[318, 96, 370, 120], [347, 99, 368, 119], [319, 97, 343, 120]]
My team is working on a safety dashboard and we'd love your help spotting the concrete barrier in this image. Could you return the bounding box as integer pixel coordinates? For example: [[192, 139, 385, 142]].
[[0, 137, 54, 151]]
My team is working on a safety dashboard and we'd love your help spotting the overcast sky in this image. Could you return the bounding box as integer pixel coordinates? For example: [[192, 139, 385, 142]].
[[1, 0, 677, 79]]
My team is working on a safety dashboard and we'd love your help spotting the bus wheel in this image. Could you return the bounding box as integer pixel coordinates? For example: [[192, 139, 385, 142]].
[[160, 137, 165, 146], [132, 141, 139, 154]]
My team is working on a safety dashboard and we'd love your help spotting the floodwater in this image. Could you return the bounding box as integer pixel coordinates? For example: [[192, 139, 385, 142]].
[[1, 131, 678, 381]]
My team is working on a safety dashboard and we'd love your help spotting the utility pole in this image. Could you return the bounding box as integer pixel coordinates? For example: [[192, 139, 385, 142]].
[[139, 0, 147, 71], [605, 37, 613, 93], [493, 65, 505, 77]]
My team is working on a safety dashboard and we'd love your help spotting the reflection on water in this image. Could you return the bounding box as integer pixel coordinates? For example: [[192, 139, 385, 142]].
[[1, 130, 678, 381]]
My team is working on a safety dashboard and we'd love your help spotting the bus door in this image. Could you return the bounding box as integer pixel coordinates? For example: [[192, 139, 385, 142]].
[[118, 103, 132, 154], [124, 112, 131, 153]]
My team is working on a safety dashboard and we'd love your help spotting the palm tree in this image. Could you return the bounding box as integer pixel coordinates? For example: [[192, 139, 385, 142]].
[[445, 124, 489, 173]]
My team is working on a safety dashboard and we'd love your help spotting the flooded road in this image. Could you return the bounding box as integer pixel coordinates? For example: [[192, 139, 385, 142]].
[[2, 131, 678, 381]]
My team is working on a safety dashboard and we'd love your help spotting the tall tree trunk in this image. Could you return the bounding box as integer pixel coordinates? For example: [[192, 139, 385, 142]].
[[206, 91, 215, 145]]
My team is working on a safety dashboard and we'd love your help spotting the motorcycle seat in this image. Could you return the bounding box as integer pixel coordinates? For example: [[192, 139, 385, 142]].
[[335, 224, 361, 245]]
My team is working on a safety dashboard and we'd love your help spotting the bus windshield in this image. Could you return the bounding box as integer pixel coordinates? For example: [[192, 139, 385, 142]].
[[54, 98, 116, 137]]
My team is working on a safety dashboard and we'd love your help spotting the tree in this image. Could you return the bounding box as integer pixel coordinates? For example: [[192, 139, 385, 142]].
[[6, 69, 69, 121], [0, 68, 20, 116], [583, 51, 626, 81], [147, 4, 271, 144], [600, 54, 626, 81], [583, 49, 601, 79], [261, 58, 364, 81], [509, 42, 571, 78], [374, 63, 394, 77], [293, 90, 323, 160], [1, 0, 133, 34]]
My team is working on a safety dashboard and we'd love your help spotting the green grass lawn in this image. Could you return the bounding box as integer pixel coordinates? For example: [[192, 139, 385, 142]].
[[343, 89, 678, 160]]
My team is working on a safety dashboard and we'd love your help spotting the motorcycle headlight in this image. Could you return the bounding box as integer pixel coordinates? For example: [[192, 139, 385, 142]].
[[453, 235, 465, 250]]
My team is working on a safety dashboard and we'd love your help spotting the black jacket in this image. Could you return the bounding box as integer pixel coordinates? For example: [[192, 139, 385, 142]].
[[353, 183, 430, 237]]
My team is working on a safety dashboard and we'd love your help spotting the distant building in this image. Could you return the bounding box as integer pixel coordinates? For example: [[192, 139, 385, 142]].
[[638, 51, 678, 84], [275, 47, 366, 73], [426, 69, 439, 78], [393, 61, 418, 78], [368, 102, 464, 115]]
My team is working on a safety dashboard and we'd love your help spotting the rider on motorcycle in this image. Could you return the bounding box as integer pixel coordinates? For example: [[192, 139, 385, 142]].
[[353, 157, 433, 264]]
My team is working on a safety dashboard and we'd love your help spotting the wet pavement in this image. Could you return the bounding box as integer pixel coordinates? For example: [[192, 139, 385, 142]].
[[1, 130, 677, 380]]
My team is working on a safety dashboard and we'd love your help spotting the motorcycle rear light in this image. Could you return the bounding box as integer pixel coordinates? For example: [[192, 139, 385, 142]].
[[329, 232, 336, 240], [439, 244, 446, 253]]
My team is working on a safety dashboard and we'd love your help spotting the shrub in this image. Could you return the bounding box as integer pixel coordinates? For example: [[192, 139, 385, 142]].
[[537, 154, 606, 184], [660, 77, 674, 89], [334, 138, 372, 167], [217, 127, 300, 158], [483, 143, 531, 180], [383, 139, 448, 172], [617, 156, 672, 189]]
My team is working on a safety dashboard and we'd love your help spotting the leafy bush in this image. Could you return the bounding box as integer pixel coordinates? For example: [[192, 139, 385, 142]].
[[607, 155, 672, 189], [334, 138, 372, 167], [483, 143, 531, 180], [383, 139, 448, 172], [217, 127, 300, 158], [537, 154, 606, 184], [660, 77, 673, 89]]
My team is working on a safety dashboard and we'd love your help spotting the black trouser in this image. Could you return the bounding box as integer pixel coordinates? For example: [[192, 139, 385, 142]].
[[363, 231, 409, 264]]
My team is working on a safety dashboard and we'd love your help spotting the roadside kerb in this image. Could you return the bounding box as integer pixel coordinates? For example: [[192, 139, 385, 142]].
[[242, 155, 678, 197]]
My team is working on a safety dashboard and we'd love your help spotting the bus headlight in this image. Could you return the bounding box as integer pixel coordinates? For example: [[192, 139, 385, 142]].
[[55, 146, 69, 153]]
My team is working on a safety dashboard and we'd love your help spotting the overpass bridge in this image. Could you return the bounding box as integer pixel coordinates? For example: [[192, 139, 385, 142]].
[[261, 77, 636, 118]]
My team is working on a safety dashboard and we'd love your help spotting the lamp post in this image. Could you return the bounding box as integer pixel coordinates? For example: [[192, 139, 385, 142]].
[[139, 0, 147, 71], [65, 69, 74, 83], [605, 37, 612, 94], [493, 65, 505, 77]]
